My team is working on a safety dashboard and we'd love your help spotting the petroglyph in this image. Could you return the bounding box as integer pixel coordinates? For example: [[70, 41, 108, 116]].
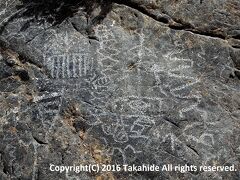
[[112, 96, 162, 116], [46, 53, 94, 79], [127, 29, 158, 64], [92, 75, 111, 88], [43, 31, 94, 80], [33, 91, 63, 130], [95, 24, 121, 76], [129, 116, 155, 139], [150, 50, 203, 117], [110, 144, 142, 164], [0, 0, 13, 16], [100, 115, 129, 143], [3, 17, 27, 41]]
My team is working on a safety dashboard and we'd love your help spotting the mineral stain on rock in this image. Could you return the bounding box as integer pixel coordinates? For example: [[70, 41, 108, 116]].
[[0, 0, 240, 179]]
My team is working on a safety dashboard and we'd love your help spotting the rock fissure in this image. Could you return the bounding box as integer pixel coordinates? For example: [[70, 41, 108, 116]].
[[113, 0, 239, 46]]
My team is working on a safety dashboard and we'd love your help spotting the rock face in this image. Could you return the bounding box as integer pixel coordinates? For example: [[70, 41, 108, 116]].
[[0, 0, 240, 179]]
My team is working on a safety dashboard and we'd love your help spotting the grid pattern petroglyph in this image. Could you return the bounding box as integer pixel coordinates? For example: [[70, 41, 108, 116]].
[[45, 53, 93, 79]]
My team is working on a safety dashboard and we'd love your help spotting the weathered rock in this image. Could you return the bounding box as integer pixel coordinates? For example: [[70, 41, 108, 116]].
[[115, 0, 240, 47], [0, 0, 239, 179]]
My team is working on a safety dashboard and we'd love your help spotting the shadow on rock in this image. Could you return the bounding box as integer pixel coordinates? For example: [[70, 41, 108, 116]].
[[18, 0, 113, 25], [0, 0, 113, 34]]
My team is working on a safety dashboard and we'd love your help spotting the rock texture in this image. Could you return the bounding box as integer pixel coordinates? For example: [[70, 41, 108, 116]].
[[0, 0, 240, 179]]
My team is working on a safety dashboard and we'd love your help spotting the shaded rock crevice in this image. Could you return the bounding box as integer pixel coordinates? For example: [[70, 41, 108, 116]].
[[113, 0, 240, 47], [0, 0, 239, 48]]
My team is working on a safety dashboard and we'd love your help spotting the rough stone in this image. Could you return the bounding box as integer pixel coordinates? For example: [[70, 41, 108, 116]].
[[0, 0, 239, 179]]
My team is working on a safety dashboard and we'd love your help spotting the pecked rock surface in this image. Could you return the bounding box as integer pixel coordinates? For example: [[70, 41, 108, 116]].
[[0, 0, 240, 179]]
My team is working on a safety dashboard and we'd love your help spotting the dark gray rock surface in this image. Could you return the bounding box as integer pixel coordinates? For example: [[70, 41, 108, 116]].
[[0, 0, 240, 179]]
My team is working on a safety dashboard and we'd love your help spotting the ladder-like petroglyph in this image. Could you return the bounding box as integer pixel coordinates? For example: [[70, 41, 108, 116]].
[[43, 31, 94, 80], [45, 53, 94, 79]]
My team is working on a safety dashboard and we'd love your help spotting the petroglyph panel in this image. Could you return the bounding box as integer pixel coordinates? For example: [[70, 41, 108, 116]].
[[36, 23, 211, 165], [80, 21, 233, 166], [1, 2, 240, 179]]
